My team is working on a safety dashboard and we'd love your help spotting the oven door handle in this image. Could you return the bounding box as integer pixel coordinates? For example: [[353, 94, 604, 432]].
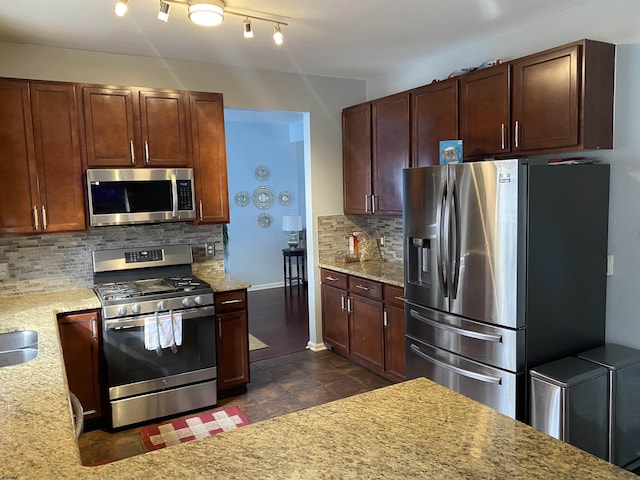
[[104, 306, 214, 330]]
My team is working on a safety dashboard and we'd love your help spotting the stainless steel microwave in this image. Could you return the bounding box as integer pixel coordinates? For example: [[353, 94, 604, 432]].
[[86, 168, 196, 227]]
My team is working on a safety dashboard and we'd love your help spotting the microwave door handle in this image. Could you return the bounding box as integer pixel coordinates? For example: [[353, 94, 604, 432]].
[[171, 172, 178, 218]]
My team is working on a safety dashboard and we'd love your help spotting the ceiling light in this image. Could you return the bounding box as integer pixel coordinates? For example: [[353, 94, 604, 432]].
[[157, 1, 171, 22], [273, 24, 283, 45], [243, 18, 253, 39], [188, 1, 224, 27], [115, 0, 128, 17]]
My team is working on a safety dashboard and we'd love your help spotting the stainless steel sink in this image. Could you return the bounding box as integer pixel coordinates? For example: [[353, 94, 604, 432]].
[[0, 330, 38, 367]]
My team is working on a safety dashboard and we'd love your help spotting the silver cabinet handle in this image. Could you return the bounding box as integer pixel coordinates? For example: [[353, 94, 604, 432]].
[[144, 140, 150, 164], [220, 299, 242, 305], [199, 200, 203, 222], [410, 344, 502, 385], [32, 205, 39, 231], [129, 140, 135, 164], [371, 194, 376, 214], [355, 284, 370, 291], [409, 309, 502, 343], [501, 123, 505, 150], [91, 316, 97, 341], [383, 309, 388, 328], [325, 276, 338, 282], [514, 120, 520, 148], [41, 205, 47, 230], [364, 195, 369, 213], [347, 297, 352, 314], [340, 293, 345, 311]]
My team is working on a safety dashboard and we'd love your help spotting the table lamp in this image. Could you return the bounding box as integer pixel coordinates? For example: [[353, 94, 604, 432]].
[[282, 215, 302, 249]]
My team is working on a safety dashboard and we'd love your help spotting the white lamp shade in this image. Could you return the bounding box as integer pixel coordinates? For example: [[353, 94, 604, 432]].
[[188, 1, 224, 26], [282, 215, 302, 232]]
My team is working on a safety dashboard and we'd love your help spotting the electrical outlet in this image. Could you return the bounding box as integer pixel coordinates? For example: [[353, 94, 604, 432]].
[[0, 263, 9, 281], [379, 236, 385, 247], [205, 243, 215, 257]]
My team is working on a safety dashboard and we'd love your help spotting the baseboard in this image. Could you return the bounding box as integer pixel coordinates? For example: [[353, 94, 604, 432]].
[[307, 341, 327, 352], [248, 282, 284, 292]]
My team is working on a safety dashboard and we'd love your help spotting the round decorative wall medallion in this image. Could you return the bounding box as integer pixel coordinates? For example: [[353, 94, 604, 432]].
[[253, 186, 274, 210], [234, 191, 250, 207], [278, 191, 292, 206], [254, 165, 270, 182], [257, 213, 272, 228]]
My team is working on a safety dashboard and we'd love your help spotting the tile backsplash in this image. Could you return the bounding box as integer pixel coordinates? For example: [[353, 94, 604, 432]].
[[0, 223, 224, 297], [317, 215, 403, 263]]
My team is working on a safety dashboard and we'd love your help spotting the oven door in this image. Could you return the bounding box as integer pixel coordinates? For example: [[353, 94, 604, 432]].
[[103, 306, 216, 402]]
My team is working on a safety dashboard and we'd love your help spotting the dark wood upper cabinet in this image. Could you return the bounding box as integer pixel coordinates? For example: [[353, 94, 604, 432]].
[[188, 91, 230, 224], [343, 92, 409, 216], [0, 79, 85, 234], [83, 86, 189, 167], [459, 63, 511, 159], [411, 78, 459, 167], [511, 39, 614, 153]]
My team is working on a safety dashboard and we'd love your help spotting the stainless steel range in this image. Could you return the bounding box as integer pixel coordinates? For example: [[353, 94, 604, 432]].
[[93, 244, 217, 428]]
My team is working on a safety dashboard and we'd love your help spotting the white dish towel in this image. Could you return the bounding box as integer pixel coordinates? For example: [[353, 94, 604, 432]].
[[144, 312, 183, 351]]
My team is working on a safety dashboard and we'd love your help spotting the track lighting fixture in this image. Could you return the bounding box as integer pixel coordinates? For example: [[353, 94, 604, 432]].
[[273, 24, 283, 45], [115, 1, 288, 44], [157, 1, 171, 22], [114, 0, 128, 17], [243, 18, 253, 39]]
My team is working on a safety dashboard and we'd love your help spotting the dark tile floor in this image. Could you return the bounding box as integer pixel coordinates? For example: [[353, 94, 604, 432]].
[[78, 349, 392, 466]]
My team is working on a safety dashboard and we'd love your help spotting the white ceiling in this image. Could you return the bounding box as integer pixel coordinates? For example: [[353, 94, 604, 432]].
[[0, 0, 599, 81]]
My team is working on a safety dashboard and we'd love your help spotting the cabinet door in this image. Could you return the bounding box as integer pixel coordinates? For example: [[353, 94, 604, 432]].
[[411, 79, 458, 167], [460, 63, 511, 159], [372, 92, 410, 215], [342, 102, 372, 215], [321, 283, 349, 355], [30, 82, 85, 232], [0, 79, 39, 234], [83, 86, 139, 167], [349, 294, 384, 373], [139, 89, 189, 167], [384, 285, 406, 382], [216, 309, 250, 391], [511, 45, 579, 152], [188, 91, 230, 224], [58, 311, 103, 421]]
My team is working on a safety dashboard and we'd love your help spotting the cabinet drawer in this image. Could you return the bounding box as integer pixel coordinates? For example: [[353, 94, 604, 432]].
[[384, 285, 405, 308], [214, 290, 247, 313], [320, 269, 347, 289], [348, 276, 382, 300]]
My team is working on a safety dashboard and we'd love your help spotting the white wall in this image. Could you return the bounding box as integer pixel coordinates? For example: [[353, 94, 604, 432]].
[[0, 41, 366, 350], [367, 0, 640, 349]]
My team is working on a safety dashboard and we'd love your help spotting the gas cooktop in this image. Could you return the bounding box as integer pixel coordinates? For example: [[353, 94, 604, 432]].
[[95, 276, 210, 302]]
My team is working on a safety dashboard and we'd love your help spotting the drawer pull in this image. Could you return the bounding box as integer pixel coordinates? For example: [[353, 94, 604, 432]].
[[355, 285, 370, 291], [410, 344, 502, 385], [220, 299, 243, 305], [325, 276, 338, 282], [410, 309, 502, 343]]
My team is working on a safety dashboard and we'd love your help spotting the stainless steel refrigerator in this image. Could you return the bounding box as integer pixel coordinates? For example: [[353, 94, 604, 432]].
[[403, 158, 609, 421]]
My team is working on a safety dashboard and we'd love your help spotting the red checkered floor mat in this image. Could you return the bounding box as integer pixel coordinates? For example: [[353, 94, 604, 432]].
[[141, 406, 249, 451]]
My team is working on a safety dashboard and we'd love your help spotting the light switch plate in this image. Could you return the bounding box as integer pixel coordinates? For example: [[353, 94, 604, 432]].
[[606, 255, 614, 276]]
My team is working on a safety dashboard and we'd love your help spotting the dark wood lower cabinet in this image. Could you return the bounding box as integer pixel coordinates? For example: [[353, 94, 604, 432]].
[[215, 289, 250, 396], [57, 310, 104, 423], [321, 268, 406, 382]]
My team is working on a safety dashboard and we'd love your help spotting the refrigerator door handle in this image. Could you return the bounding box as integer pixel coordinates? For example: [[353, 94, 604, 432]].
[[443, 176, 456, 297], [409, 309, 503, 343], [450, 177, 461, 299], [409, 343, 502, 385], [436, 179, 448, 296]]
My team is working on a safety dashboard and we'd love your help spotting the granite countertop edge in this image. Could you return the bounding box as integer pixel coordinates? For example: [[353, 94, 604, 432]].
[[318, 259, 404, 287]]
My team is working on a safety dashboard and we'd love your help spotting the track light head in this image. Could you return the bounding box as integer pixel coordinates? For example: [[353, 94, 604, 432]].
[[115, 0, 128, 17], [243, 18, 254, 38], [188, 1, 225, 27], [273, 24, 283, 45], [157, 1, 171, 22]]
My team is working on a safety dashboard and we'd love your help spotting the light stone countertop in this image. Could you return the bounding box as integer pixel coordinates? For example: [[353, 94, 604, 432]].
[[318, 259, 404, 287], [0, 290, 635, 479]]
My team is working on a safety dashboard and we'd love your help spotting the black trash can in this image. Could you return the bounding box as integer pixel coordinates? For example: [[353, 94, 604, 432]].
[[578, 343, 640, 468], [530, 356, 608, 460]]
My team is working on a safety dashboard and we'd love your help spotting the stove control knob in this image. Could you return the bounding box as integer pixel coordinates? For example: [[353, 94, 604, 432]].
[[157, 301, 166, 311], [194, 296, 203, 305], [117, 306, 127, 316], [182, 297, 192, 307], [131, 304, 141, 314]]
